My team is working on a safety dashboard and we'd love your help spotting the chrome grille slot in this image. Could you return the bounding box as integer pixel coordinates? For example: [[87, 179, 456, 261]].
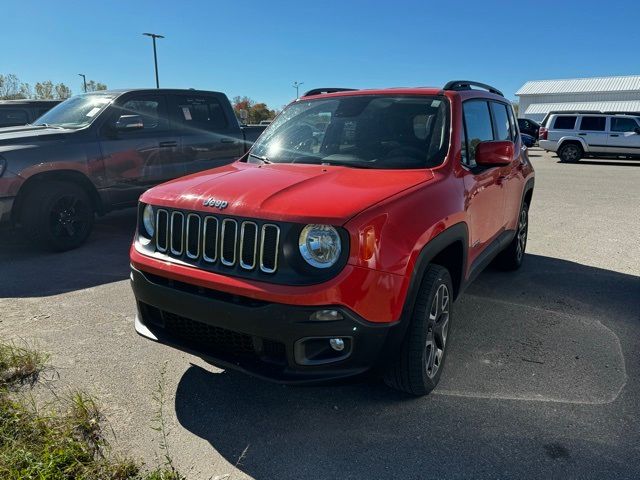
[[156, 209, 169, 252], [202, 216, 219, 262], [170, 211, 185, 255], [220, 219, 238, 266], [260, 224, 280, 273], [151, 209, 281, 275], [186, 214, 201, 259], [239, 222, 258, 270]]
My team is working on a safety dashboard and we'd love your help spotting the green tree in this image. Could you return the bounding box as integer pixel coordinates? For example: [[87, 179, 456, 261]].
[[232, 96, 275, 124]]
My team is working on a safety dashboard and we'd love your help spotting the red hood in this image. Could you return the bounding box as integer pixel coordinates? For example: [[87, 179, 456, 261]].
[[140, 162, 433, 224]]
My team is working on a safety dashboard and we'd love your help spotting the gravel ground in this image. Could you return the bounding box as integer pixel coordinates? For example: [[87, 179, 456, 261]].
[[1, 148, 639, 479]]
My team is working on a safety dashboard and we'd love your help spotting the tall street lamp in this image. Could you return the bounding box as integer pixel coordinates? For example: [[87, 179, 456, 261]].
[[292, 81, 304, 99], [78, 73, 87, 92], [143, 32, 165, 88]]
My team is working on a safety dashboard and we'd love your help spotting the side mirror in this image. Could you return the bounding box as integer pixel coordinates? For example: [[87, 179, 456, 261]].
[[115, 114, 144, 131], [634, 127, 640, 135], [475, 140, 514, 166]]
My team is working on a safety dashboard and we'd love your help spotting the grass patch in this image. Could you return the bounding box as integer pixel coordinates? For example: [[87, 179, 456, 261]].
[[0, 341, 185, 479], [0, 341, 49, 387]]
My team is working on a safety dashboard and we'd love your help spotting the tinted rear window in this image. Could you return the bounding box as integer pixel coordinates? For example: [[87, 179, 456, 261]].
[[0, 108, 29, 126], [579, 116, 606, 131], [553, 116, 577, 129]]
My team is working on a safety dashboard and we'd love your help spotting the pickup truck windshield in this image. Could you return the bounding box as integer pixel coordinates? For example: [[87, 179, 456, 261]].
[[34, 93, 116, 129], [249, 95, 450, 169]]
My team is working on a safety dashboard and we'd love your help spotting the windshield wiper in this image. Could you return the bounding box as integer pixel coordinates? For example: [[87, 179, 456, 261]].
[[33, 123, 64, 129], [248, 153, 272, 164]]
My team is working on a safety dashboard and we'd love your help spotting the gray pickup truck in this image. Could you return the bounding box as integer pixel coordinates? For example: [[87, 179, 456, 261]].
[[0, 89, 266, 250]]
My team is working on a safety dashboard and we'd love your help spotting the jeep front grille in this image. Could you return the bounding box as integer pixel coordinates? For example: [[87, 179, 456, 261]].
[[154, 209, 281, 274]]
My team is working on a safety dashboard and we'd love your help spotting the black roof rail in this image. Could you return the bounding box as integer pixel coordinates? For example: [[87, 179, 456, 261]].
[[302, 88, 357, 97], [545, 110, 640, 116], [443, 80, 504, 97]]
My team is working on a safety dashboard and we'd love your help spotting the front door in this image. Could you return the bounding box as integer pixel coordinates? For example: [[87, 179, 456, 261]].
[[607, 117, 640, 155], [461, 100, 507, 268], [168, 94, 244, 176], [99, 94, 181, 206]]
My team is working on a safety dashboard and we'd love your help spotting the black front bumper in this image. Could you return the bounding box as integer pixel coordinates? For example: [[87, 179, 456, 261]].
[[131, 266, 402, 384]]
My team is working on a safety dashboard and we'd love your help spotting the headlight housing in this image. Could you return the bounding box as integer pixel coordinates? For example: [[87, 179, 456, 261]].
[[298, 224, 341, 268], [142, 204, 155, 238]]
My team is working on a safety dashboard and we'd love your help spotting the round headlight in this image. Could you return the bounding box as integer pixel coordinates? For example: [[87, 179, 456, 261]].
[[142, 204, 155, 237], [298, 224, 341, 268]]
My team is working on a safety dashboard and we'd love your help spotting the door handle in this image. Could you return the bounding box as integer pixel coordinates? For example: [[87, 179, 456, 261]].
[[159, 141, 177, 148], [220, 138, 237, 144], [578, 133, 587, 136], [610, 134, 619, 137]]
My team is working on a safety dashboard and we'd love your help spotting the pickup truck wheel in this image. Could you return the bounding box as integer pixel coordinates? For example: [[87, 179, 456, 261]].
[[21, 181, 94, 251], [496, 202, 529, 270], [384, 265, 452, 396], [558, 143, 582, 162]]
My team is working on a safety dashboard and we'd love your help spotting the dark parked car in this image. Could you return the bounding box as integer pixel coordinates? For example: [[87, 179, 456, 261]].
[[517, 118, 540, 139], [0, 100, 61, 127], [0, 89, 266, 250], [520, 133, 536, 148]]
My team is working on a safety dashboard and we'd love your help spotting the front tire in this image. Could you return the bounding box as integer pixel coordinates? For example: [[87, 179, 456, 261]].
[[21, 181, 95, 251], [384, 265, 453, 396]]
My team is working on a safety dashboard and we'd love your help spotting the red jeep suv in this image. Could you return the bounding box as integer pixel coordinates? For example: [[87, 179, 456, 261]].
[[130, 81, 534, 395]]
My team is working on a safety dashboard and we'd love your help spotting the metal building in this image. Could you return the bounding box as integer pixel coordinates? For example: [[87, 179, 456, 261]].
[[515, 75, 640, 122]]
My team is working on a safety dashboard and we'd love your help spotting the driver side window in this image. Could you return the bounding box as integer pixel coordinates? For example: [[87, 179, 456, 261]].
[[462, 100, 493, 167], [116, 95, 168, 131]]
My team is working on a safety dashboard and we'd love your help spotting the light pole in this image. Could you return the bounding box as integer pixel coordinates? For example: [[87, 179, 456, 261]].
[[292, 81, 304, 99], [143, 32, 164, 88], [78, 73, 87, 92]]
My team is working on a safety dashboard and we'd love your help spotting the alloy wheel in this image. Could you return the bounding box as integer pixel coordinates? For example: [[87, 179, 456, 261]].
[[49, 195, 91, 240], [425, 283, 450, 379], [516, 208, 528, 261]]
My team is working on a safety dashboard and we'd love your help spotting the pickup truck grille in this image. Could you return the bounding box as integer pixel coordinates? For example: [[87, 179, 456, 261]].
[[154, 209, 280, 274]]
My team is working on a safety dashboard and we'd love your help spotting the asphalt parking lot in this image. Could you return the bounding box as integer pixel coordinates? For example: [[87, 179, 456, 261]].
[[1, 148, 639, 479]]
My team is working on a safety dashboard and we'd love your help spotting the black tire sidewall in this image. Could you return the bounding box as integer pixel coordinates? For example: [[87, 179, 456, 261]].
[[559, 143, 581, 163]]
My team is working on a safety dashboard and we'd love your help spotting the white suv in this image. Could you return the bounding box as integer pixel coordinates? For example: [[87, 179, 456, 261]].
[[539, 113, 640, 162]]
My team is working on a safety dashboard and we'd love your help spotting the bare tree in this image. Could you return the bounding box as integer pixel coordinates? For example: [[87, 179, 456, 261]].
[[85, 80, 107, 92], [34, 80, 55, 99], [55, 83, 72, 99], [0, 74, 25, 99]]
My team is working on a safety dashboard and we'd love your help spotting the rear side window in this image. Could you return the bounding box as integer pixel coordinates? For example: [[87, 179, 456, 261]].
[[0, 108, 29, 126], [174, 96, 228, 131], [553, 116, 577, 130], [463, 100, 493, 164], [490, 102, 512, 141], [611, 117, 639, 132], [580, 116, 606, 131]]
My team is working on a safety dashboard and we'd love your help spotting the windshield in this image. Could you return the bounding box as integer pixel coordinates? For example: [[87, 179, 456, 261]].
[[34, 93, 116, 128], [249, 95, 450, 169]]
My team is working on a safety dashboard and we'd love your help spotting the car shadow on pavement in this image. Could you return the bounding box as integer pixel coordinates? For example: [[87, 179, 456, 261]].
[[173, 254, 639, 479], [0, 208, 136, 298], [555, 159, 640, 167]]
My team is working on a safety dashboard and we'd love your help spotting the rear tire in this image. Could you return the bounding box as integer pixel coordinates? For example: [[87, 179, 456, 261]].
[[384, 265, 453, 396], [495, 202, 529, 271], [558, 143, 582, 163], [20, 181, 95, 251]]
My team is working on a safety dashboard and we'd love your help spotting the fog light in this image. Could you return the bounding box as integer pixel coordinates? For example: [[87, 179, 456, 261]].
[[310, 309, 343, 321], [329, 338, 345, 351]]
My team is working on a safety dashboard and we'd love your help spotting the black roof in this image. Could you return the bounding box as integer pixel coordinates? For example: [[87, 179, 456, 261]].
[[84, 88, 225, 97]]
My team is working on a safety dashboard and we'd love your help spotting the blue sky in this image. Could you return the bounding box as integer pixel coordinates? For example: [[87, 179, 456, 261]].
[[3, 0, 639, 109]]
